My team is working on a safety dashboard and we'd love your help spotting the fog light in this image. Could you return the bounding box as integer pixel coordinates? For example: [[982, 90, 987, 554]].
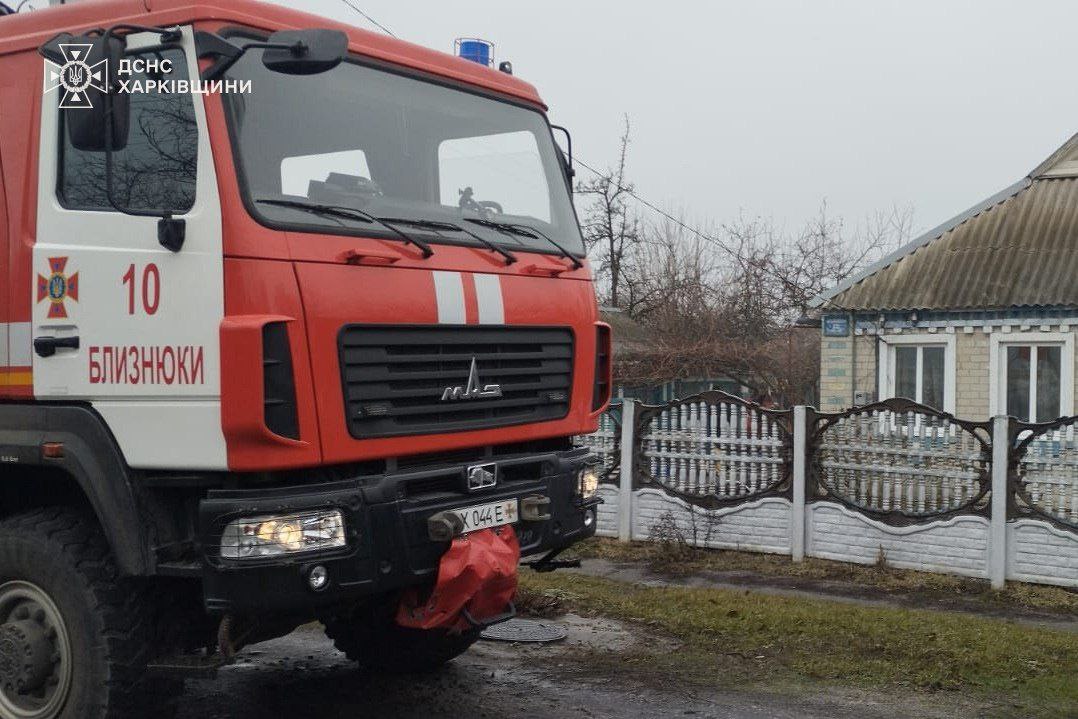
[[578, 465, 600, 499], [584, 508, 595, 528], [308, 565, 329, 591], [220, 510, 346, 559]]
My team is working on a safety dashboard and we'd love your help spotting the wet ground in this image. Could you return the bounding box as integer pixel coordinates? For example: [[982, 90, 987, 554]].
[[176, 616, 989, 719]]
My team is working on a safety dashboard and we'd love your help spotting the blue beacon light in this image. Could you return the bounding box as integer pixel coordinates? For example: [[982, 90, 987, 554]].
[[455, 38, 494, 66]]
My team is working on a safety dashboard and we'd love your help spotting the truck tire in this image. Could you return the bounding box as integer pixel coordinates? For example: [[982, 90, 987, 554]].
[[0, 507, 169, 719], [324, 601, 480, 674]]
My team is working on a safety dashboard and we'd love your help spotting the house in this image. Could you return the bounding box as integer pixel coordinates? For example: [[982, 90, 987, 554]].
[[812, 134, 1078, 421]]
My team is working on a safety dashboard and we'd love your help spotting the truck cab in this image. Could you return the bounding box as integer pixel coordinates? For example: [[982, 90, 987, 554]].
[[0, 2, 609, 716]]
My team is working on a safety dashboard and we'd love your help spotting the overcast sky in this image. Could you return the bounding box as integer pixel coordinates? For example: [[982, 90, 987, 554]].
[[21, 0, 1078, 239], [266, 0, 1078, 241]]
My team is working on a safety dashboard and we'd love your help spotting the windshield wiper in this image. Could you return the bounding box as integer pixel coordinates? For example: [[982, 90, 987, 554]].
[[255, 198, 434, 258], [378, 217, 518, 266], [464, 218, 583, 269]]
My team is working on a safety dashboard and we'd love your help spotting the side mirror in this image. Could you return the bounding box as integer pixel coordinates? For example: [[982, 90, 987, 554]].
[[551, 125, 575, 186], [40, 33, 129, 152], [262, 29, 348, 75]]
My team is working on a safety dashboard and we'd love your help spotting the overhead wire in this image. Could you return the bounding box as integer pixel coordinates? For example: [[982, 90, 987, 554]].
[[336, 0, 398, 38], [572, 155, 747, 262]]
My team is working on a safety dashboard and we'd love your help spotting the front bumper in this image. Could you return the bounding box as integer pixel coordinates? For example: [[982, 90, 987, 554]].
[[198, 447, 598, 613]]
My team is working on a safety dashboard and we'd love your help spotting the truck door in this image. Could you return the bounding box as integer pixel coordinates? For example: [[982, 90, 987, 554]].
[[33, 28, 226, 470]]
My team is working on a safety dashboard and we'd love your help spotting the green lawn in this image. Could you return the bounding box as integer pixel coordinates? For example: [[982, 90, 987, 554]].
[[519, 571, 1078, 718], [564, 537, 1078, 614]]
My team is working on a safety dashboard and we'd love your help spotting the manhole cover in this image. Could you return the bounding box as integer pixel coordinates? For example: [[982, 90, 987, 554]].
[[480, 618, 567, 643]]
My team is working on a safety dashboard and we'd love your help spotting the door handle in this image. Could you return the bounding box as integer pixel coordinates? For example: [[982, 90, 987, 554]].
[[517, 262, 569, 277], [337, 247, 402, 265], [34, 335, 80, 358]]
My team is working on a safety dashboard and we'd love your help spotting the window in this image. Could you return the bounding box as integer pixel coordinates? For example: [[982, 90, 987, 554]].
[[992, 334, 1073, 422], [894, 345, 945, 409], [879, 336, 955, 413], [438, 131, 550, 222], [281, 149, 371, 197], [58, 47, 197, 213], [222, 49, 583, 256]]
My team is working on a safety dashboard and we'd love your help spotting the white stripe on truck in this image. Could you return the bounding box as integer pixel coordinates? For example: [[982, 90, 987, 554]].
[[432, 271, 465, 324], [473, 274, 504, 324]]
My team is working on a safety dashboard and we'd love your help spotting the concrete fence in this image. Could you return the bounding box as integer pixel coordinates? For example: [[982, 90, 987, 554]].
[[578, 392, 1078, 589]]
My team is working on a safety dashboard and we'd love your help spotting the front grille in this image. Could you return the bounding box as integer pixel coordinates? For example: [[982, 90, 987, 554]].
[[339, 325, 574, 438]]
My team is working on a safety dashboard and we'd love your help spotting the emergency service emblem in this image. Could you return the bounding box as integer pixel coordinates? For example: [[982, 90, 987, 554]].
[[37, 257, 80, 319], [43, 44, 107, 110]]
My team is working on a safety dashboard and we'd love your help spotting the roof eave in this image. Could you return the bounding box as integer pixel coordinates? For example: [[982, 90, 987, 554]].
[[809, 177, 1031, 310]]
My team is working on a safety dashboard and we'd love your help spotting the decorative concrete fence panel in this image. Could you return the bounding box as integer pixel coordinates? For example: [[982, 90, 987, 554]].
[[587, 392, 1078, 589], [1007, 417, 1078, 587], [807, 401, 995, 579], [636, 392, 793, 505], [1013, 419, 1078, 530], [630, 393, 795, 552], [812, 401, 991, 519]]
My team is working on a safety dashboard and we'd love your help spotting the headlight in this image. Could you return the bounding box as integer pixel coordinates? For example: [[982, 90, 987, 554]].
[[578, 465, 600, 499], [220, 510, 346, 559]]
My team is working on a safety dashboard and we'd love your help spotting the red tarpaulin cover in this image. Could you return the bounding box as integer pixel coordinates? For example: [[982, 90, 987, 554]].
[[396, 525, 520, 633]]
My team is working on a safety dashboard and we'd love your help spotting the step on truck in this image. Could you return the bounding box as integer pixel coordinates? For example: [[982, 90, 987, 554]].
[[0, 1, 611, 716]]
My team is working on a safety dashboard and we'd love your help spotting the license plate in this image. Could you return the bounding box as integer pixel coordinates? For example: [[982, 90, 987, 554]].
[[455, 498, 518, 533]]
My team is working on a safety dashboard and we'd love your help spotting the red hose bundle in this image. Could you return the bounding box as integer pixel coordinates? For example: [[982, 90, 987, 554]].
[[396, 524, 519, 632]]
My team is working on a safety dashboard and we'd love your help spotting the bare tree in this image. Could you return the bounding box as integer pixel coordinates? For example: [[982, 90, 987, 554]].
[[577, 116, 914, 404], [577, 116, 641, 308], [613, 213, 721, 322], [613, 202, 914, 404]]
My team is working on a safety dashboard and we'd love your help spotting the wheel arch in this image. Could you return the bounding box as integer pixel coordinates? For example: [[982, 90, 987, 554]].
[[0, 403, 152, 575]]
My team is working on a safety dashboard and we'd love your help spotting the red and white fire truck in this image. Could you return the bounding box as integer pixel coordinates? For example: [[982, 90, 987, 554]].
[[0, 1, 610, 715]]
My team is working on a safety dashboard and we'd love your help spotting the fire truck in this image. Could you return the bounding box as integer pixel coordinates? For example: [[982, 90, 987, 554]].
[[0, 1, 610, 716]]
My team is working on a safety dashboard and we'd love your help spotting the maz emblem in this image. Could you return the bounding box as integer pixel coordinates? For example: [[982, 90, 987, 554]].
[[441, 358, 502, 401]]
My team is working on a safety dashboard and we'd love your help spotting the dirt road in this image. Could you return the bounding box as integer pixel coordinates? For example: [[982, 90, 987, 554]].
[[176, 616, 989, 719]]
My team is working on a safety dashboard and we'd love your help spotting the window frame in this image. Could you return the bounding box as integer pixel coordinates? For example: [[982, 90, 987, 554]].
[[54, 41, 198, 215], [877, 334, 956, 414], [989, 331, 1074, 422]]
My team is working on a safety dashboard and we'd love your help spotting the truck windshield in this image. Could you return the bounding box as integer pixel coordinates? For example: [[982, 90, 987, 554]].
[[223, 51, 584, 257]]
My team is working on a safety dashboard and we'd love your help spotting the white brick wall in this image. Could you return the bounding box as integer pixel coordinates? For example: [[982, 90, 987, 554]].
[[630, 489, 792, 555], [806, 501, 990, 578], [1007, 519, 1078, 588]]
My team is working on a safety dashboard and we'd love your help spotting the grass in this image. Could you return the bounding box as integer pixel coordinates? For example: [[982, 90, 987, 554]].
[[563, 537, 1078, 615], [518, 571, 1078, 718]]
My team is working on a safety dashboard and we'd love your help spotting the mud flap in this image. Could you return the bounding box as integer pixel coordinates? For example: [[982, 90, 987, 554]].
[[396, 525, 519, 633]]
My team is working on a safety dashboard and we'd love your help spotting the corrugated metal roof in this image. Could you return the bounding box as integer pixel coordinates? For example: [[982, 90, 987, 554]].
[[814, 134, 1078, 312]]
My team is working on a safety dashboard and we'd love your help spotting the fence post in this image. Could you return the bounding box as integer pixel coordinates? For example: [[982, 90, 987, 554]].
[[989, 415, 1009, 590], [791, 406, 807, 562], [617, 401, 637, 542]]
